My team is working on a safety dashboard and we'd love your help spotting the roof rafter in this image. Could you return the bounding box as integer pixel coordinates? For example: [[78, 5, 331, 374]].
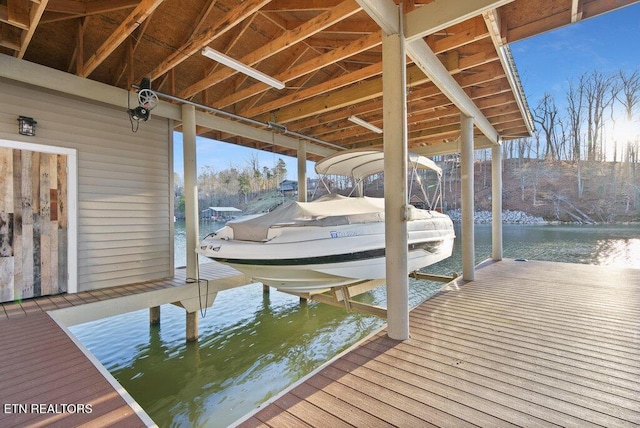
[[42, 0, 139, 23], [404, 0, 515, 41], [357, 0, 502, 143], [483, 8, 534, 135], [15, 0, 50, 58], [215, 30, 382, 109], [148, 0, 271, 81], [79, 0, 164, 77], [178, 0, 362, 99]]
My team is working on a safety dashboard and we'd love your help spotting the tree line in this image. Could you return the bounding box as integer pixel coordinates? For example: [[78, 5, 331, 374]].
[[505, 69, 639, 163], [434, 69, 640, 219], [174, 154, 287, 216]]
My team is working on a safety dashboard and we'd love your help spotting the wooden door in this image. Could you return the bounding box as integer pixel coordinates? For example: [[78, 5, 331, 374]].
[[0, 147, 68, 302]]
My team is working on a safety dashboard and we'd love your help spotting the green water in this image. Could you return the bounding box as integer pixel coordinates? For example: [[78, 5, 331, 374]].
[[70, 223, 639, 427]]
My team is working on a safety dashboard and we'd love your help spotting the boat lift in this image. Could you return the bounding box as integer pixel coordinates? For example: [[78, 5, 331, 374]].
[[277, 270, 458, 318]]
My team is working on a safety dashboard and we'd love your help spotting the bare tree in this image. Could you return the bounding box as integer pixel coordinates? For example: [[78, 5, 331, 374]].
[[617, 70, 640, 208], [533, 93, 560, 160], [565, 75, 585, 161], [584, 71, 615, 161]]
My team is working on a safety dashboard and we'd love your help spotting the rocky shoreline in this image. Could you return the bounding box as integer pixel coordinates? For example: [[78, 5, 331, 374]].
[[446, 209, 546, 224]]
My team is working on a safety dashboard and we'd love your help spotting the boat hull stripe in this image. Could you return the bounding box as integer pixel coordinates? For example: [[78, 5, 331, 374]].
[[207, 241, 445, 266]]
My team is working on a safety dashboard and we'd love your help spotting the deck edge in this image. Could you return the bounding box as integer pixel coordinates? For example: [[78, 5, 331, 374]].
[[48, 311, 158, 428]]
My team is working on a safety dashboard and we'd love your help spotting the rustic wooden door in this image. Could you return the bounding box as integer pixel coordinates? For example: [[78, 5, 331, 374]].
[[0, 147, 68, 302]]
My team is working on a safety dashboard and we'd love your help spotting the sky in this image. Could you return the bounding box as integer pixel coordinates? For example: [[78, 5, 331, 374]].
[[511, 2, 640, 108], [174, 3, 640, 181]]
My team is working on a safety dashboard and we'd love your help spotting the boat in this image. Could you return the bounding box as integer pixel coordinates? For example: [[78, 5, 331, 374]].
[[196, 148, 455, 293]]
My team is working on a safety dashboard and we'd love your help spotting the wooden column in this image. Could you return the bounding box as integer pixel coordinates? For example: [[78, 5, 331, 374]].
[[491, 144, 503, 260], [383, 6, 409, 341], [186, 311, 198, 342], [150, 306, 160, 326], [182, 104, 199, 280], [461, 114, 475, 280], [297, 140, 307, 202]]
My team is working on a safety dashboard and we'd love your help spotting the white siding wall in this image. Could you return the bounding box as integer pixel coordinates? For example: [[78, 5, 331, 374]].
[[0, 78, 173, 291]]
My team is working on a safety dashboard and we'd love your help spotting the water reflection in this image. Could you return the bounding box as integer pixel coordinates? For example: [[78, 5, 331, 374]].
[[594, 238, 640, 268], [76, 285, 386, 427], [70, 223, 639, 427]]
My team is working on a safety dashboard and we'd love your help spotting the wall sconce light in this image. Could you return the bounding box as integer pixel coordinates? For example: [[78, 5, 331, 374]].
[[18, 116, 37, 136]]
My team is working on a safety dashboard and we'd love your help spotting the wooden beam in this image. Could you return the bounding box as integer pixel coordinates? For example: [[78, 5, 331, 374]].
[[178, 0, 362, 99], [79, 0, 164, 77], [191, 0, 219, 37], [75, 17, 84, 76], [245, 62, 384, 121], [407, 39, 499, 143], [46, 0, 87, 14], [357, 0, 499, 143], [292, 60, 505, 137], [7, 0, 30, 29], [215, 30, 382, 108], [483, 9, 534, 135], [113, 15, 153, 86], [1, 4, 28, 30], [148, 0, 270, 81], [17, 0, 49, 58], [46, 0, 138, 15], [254, 43, 499, 126], [262, 0, 342, 11], [404, 0, 515, 41], [571, 0, 583, 22]]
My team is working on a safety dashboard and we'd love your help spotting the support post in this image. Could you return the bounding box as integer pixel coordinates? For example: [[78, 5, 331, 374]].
[[149, 306, 160, 326], [182, 104, 199, 280], [491, 144, 503, 260], [382, 6, 409, 341], [460, 114, 475, 280], [186, 311, 198, 342], [297, 140, 307, 202]]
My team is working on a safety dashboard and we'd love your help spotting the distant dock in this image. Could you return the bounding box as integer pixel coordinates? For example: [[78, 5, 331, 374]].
[[236, 259, 640, 427]]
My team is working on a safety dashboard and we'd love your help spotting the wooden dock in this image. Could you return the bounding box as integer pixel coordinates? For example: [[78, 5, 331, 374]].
[[237, 259, 640, 427], [0, 262, 242, 427]]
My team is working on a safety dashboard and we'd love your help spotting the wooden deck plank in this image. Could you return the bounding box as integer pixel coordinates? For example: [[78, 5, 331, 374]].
[[270, 392, 353, 428], [412, 297, 639, 348], [306, 371, 440, 427], [408, 321, 640, 393], [409, 308, 640, 381], [290, 382, 395, 427], [355, 339, 640, 426], [411, 304, 640, 366], [0, 261, 247, 427], [252, 399, 312, 427], [0, 313, 148, 427], [337, 351, 565, 427], [238, 259, 640, 428], [369, 334, 640, 414]]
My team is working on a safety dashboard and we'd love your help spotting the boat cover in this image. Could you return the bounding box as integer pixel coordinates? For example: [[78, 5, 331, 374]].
[[228, 194, 439, 242]]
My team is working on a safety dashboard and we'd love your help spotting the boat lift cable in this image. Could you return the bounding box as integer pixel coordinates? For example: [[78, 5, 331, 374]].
[[185, 262, 209, 318], [132, 85, 345, 151]]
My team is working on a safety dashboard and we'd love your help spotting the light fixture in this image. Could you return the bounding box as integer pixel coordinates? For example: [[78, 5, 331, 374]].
[[348, 115, 383, 134], [18, 116, 37, 136], [201, 47, 285, 90]]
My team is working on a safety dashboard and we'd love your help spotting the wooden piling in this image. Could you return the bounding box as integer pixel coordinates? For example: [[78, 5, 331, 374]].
[[186, 311, 198, 342], [150, 306, 160, 325]]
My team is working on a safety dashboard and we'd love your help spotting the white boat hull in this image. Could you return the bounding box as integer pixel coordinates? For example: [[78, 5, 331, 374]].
[[197, 215, 455, 293]]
